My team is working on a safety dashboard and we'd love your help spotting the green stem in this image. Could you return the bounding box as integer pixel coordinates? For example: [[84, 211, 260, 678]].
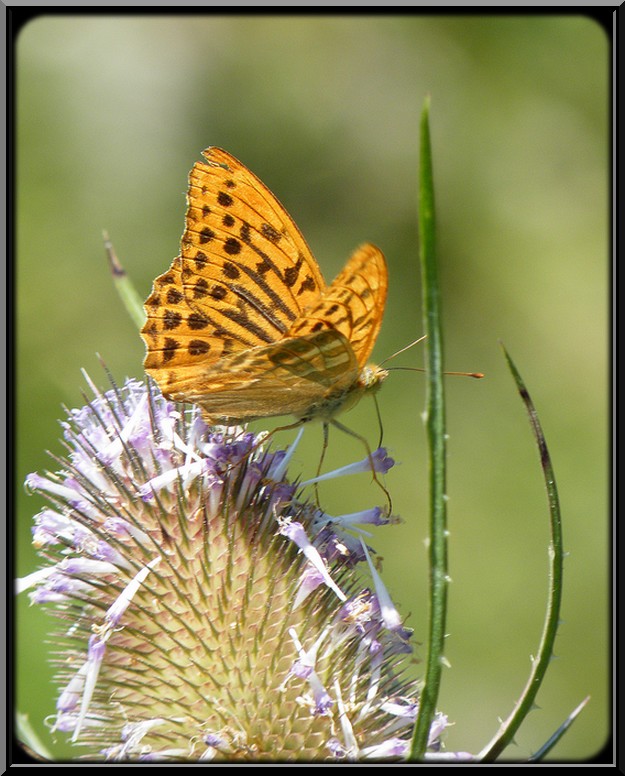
[[409, 97, 449, 760]]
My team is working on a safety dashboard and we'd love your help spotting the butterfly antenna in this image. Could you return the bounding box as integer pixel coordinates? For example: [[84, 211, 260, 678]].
[[386, 366, 484, 378], [380, 334, 483, 379], [379, 335, 427, 367]]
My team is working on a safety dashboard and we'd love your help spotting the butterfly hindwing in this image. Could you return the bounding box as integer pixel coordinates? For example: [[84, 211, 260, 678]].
[[157, 329, 359, 424], [287, 243, 387, 367]]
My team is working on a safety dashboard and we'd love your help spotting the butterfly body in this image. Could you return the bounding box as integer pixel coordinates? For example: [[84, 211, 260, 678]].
[[141, 148, 388, 426]]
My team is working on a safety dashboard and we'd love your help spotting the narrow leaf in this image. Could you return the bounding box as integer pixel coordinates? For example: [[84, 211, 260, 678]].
[[478, 345, 566, 761]]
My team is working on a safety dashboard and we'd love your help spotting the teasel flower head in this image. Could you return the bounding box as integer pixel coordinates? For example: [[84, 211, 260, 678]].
[[19, 372, 450, 762]]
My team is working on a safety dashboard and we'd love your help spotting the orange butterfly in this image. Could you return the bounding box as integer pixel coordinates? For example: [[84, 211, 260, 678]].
[[141, 148, 388, 430]]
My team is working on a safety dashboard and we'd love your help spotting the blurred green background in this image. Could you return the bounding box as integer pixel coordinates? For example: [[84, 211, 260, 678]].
[[15, 15, 609, 762]]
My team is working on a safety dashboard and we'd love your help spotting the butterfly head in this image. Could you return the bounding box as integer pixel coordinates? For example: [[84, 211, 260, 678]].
[[359, 364, 388, 395], [325, 363, 387, 421]]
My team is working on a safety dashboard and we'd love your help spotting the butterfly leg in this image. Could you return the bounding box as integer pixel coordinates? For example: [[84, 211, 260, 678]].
[[234, 419, 306, 465], [312, 422, 331, 507], [373, 393, 385, 450], [329, 418, 393, 515]]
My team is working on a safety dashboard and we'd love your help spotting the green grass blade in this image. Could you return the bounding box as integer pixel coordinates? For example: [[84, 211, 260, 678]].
[[103, 231, 145, 330], [409, 97, 449, 761], [15, 712, 54, 761], [478, 345, 566, 761], [528, 696, 591, 762]]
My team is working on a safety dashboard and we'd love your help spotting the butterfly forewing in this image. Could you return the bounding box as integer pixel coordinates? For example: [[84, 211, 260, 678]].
[[184, 148, 326, 322], [143, 148, 328, 374]]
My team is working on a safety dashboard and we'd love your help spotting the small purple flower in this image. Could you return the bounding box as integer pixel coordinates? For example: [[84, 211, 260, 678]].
[[301, 446, 396, 486]]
